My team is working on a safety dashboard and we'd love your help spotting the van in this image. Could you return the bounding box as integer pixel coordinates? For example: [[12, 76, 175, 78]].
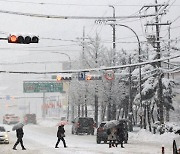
[[72, 117, 95, 135]]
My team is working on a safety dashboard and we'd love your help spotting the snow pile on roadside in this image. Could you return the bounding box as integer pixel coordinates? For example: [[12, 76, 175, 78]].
[[130, 129, 178, 145]]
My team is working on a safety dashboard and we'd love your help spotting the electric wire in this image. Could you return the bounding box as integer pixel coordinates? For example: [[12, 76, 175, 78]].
[[0, 53, 180, 74]]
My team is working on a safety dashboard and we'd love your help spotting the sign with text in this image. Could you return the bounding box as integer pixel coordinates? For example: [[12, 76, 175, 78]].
[[23, 81, 63, 93]]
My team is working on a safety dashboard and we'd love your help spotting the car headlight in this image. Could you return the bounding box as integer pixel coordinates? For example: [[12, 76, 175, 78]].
[[4, 134, 8, 139]]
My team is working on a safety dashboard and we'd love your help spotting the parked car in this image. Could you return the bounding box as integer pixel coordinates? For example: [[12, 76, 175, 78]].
[[0, 125, 9, 144], [72, 117, 96, 135], [96, 121, 108, 144], [3, 114, 20, 125], [24, 114, 37, 124], [96, 119, 129, 144]]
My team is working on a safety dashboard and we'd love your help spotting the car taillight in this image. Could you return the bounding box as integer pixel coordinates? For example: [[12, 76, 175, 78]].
[[76, 122, 80, 128], [97, 127, 104, 132]]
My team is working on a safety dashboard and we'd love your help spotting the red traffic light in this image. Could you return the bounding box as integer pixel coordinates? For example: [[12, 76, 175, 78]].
[[8, 34, 39, 44], [56, 76, 62, 81], [86, 75, 102, 80], [86, 75, 92, 80], [8, 35, 17, 43], [56, 75, 72, 82]]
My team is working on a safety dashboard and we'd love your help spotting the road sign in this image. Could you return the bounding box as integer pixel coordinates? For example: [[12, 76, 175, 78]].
[[104, 70, 115, 80], [23, 81, 63, 93], [6, 95, 10, 100], [78, 72, 86, 80]]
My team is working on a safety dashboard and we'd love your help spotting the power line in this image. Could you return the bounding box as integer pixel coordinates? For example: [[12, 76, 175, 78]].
[[0, 60, 69, 65], [1, 0, 180, 7], [1, 53, 180, 74], [0, 9, 161, 19]]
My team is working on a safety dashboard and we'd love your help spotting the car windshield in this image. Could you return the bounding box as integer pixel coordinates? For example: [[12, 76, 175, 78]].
[[0, 127, 5, 132], [79, 118, 93, 126]]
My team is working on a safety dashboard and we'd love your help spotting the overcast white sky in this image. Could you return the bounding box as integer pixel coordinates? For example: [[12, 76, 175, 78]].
[[0, 0, 179, 96], [0, 0, 179, 62]]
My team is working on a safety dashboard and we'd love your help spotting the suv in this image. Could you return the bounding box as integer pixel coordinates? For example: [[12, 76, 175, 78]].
[[96, 121, 108, 144], [3, 114, 20, 125], [72, 117, 95, 135], [24, 114, 37, 124], [96, 119, 129, 144]]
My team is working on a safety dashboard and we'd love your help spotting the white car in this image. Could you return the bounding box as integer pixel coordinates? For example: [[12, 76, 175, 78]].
[[0, 126, 9, 144]]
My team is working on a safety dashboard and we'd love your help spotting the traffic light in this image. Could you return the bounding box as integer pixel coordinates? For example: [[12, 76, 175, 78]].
[[56, 75, 72, 81], [8, 34, 39, 44], [86, 75, 102, 80]]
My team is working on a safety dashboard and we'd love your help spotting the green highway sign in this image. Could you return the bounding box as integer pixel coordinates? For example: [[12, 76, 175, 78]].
[[23, 81, 63, 93]]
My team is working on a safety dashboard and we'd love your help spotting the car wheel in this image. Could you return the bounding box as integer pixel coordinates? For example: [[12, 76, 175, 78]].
[[97, 138, 101, 144], [75, 131, 79, 135], [173, 140, 178, 154]]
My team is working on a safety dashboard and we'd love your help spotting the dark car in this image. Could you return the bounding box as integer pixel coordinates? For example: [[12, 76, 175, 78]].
[[96, 119, 129, 144], [71, 117, 95, 135], [96, 121, 108, 144], [24, 114, 37, 124]]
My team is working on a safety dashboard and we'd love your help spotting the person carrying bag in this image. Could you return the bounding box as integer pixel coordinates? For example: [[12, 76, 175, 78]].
[[55, 124, 67, 148]]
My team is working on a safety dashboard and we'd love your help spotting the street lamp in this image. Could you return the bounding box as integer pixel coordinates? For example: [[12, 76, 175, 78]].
[[108, 5, 117, 121], [109, 5, 116, 50], [51, 51, 71, 69], [108, 23, 142, 130], [51, 51, 72, 122]]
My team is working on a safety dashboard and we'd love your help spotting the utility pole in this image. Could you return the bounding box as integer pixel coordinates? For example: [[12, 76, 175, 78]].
[[109, 5, 116, 120], [82, 27, 88, 118], [167, 25, 171, 79], [129, 56, 133, 131], [155, 0, 164, 125], [143, 0, 170, 124]]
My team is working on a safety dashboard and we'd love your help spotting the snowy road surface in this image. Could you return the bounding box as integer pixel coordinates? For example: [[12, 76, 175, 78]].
[[0, 120, 174, 154]]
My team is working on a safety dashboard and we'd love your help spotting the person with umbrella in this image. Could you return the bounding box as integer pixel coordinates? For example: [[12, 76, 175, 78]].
[[12, 123, 26, 150], [55, 123, 67, 148], [104, 120, 119, 148], [107, 127, 117, 148]]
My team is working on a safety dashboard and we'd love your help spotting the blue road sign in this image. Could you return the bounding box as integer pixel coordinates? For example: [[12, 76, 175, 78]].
[[78, 72, 86, 80]]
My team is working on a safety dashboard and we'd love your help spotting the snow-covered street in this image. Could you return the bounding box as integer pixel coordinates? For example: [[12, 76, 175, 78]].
[[0, 119, 175, 154]]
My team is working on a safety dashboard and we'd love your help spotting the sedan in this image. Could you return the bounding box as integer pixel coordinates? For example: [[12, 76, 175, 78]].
[[0, 126, 9, 144]]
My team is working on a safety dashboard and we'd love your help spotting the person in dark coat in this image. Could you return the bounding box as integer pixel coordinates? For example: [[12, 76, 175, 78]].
[[13, 128, 26, 150], [55, 124, 67, 148], [116, 123, 125, 148]]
